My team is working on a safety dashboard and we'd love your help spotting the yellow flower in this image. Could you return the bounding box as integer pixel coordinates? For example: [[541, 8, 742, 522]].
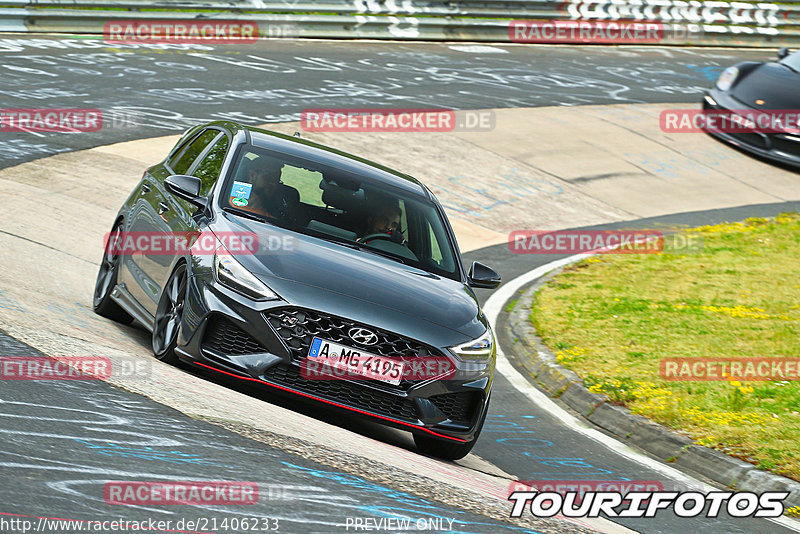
[[729, 380, 742, 387], [739, 386, 754, 394]]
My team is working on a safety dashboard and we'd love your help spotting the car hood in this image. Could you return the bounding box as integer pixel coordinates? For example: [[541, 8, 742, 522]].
[[211, 212, 486, 341], [731, 63, 800, 109]]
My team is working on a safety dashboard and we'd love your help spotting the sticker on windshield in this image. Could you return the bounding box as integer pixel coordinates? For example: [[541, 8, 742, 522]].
[[231, 181, 253, 199], [231, 197, 248, 207]]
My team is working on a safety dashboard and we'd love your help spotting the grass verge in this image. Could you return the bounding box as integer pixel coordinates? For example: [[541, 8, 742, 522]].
[[529, 214, 800, 481]]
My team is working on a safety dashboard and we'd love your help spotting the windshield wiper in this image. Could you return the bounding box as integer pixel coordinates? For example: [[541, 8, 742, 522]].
[[222, 206, 271, 224], [356, 243, 414, 266], [306, 231, 414, 266]]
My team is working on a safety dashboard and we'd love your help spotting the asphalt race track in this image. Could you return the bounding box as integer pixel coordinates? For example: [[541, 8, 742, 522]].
[[0, 332, 553, 534], [1, 35, 799, 534], [0, 35, 773, 170]]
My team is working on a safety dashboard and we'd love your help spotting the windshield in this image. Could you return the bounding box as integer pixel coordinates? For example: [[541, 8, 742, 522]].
[[220, 145, 460, 280], [780, 50, 800, 72]]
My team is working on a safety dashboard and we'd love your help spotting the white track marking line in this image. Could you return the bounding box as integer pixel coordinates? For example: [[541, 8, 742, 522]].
[[484, 254, 800, 532]]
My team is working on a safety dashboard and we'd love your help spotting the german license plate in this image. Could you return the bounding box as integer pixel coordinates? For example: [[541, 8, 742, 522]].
[[306, 337, 404, 385]]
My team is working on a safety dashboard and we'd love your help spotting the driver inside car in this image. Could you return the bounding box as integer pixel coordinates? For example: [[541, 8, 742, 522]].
[[359, 204, 403, 243]]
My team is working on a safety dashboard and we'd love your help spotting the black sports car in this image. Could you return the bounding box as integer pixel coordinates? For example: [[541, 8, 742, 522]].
[[93, 121, 501, 460], [703, 47, 800, 169]]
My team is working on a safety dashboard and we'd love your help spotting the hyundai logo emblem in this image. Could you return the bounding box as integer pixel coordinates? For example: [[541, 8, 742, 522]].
[[348, 327, 378, 346]]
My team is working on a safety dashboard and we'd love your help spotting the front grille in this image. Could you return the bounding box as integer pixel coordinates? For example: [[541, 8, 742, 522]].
[[200, 315, 419, 421], [265, 307, 444, 391], [430, 392, 480, 424], [203, 316, 267, 356], [262, 363, 419, 421]]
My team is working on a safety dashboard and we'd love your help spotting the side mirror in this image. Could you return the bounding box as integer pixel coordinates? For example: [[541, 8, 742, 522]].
[[165, 174, 207, 209], [778, 47, 790, 60], [467, 261, 501, 289]]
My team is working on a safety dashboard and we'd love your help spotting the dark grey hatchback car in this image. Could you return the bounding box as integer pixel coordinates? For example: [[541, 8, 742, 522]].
[[93, 121, 501, 459]]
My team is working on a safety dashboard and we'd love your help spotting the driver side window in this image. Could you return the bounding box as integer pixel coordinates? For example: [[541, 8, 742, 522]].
[[169, 129, 219, 175], [191, 135, 230, 196]]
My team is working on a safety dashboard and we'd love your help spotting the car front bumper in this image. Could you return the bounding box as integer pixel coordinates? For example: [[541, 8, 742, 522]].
[[173, 267, 493, 444], [703, 89, 800, 169]]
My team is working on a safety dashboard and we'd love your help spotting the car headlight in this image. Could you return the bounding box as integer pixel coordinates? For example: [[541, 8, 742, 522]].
[[214, 250, 279, 301], [716, 66, 739, 92], [449, 328, 495, 361]]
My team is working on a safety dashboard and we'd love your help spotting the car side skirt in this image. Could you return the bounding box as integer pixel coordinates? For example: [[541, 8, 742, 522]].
[[110, 284, 155, 331]]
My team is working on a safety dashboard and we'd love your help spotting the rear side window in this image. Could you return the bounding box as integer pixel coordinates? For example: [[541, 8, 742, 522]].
[[191, 135, 230, 196], [169, 130, 218, 175]]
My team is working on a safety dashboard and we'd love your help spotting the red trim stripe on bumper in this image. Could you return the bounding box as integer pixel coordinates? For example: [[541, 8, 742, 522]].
[[192, 361, 468, 442]]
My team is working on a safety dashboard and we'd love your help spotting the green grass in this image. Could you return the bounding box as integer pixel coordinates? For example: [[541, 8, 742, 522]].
[[530, 213, 800, 480], [504, 298, 519, 313]]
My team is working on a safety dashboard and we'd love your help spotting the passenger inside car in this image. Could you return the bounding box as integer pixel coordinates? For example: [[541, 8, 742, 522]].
[[235, 158, 299, 223]]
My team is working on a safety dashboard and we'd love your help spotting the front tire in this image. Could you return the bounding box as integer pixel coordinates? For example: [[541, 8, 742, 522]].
[[152, 263, 187, 365], [93, 221, 133, 324], [413, 401, 488, 461]]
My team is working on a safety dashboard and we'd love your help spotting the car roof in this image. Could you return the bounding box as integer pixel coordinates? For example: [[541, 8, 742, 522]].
[[215, 122, 431, 198]]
